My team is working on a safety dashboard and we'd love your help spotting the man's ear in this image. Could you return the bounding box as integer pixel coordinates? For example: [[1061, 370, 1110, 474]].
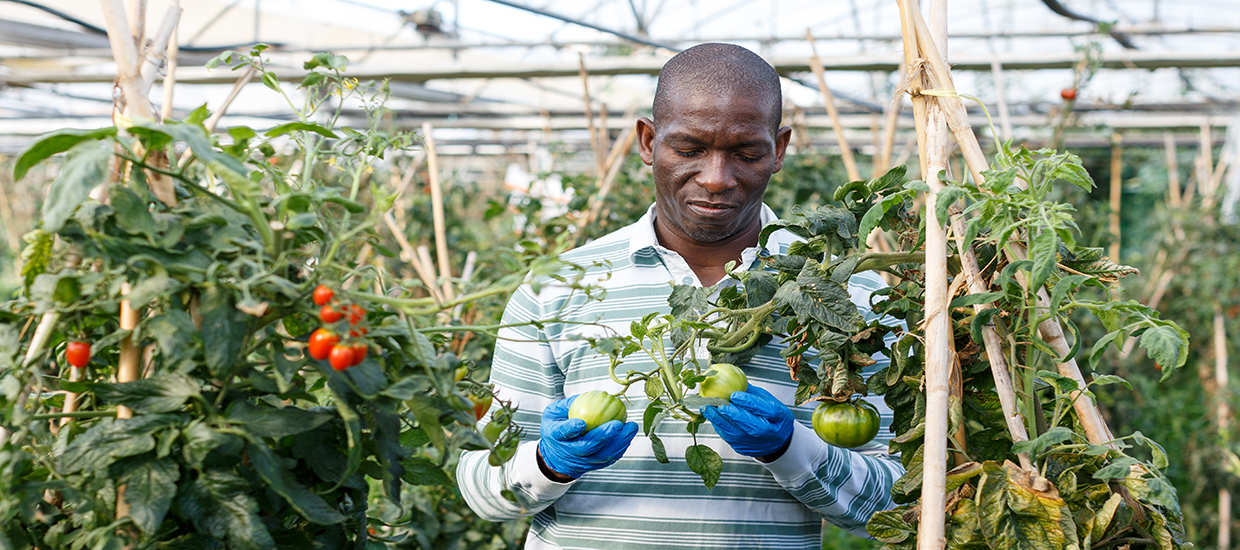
[[636, 117, 656, 166], [771, 125, 793, 173]]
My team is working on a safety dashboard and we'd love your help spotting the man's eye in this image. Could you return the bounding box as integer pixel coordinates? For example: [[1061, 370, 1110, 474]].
[[738, 154, 764, 163], [675, 149, 700, 157]]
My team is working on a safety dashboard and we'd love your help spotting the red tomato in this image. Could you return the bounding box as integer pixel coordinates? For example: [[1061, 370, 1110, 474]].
[[308, 329, 340, 360], [351, 343, 368, 365], [1060, 88, 1077, 101], [329, 345, 355, 371], [319, 305, 343, 323], [312, 285, 335, 306], [66, 341, 91, 369], [347, 304, 366, 325]]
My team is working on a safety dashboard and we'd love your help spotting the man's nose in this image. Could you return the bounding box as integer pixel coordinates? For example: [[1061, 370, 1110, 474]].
[[695, 152, 736, 194]]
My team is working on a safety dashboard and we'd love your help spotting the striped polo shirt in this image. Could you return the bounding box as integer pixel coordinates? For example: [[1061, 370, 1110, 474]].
[[458, 204, 905, 550]]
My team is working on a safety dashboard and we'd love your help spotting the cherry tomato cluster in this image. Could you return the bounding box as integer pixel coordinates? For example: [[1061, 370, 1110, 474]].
[[306, 285, 371, 371]]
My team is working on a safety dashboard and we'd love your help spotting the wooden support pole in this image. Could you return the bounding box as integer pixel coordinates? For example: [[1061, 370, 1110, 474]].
[[807, 30, 862, 182], [100, 0, 153, 122], [875, 67, 903, 178], [160, 1, 179, 122], [1165, 132, 1182, 208], [578, 53, 605, 177], [117, 282, 140, 420], [579, 126, 638, 230], [421, 122, 454, 303], [896, 1, 950, 548], [1216, 302, 1232, 550], [1201, 122, 1216, 206], [1109, 134, 1123, 263]]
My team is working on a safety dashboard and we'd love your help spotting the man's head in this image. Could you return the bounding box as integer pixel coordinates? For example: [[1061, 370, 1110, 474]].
[[637, 43, 792, 250]]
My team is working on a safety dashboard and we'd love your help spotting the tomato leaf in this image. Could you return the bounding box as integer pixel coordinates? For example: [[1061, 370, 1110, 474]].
[[93, 374, 200, 414], [40, 141, 110, 233], [401, 455, 452, 486], [176, 469, 276, 549], [649, 433, 669, 463], [13, 126, 117, 181], [115, 456, 179, 534], [265, 122, 339, 140], [225, 400, 333, 438], [949, 292, 1004, 309], [1138, 324, 1189, 378], [247, 442, 346, 524], [684, 444, 722, 489]]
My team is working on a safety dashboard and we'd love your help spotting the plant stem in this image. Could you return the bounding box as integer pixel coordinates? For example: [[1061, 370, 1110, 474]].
[[31, 410, 116, 421]]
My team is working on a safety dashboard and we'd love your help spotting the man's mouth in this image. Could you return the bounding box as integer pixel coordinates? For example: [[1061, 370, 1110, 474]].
[[687, 201, 735, 218]]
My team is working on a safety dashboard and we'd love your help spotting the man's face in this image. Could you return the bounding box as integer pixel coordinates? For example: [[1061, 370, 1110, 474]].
[[637, 90, 792, 246]]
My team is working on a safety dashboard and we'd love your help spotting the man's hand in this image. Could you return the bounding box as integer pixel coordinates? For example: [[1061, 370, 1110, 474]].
[[701, 385, 794, 461], [537, 395, 638, 480]]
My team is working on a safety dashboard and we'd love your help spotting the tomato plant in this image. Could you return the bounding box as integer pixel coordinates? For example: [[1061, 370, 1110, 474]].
[[812, 399, 880, 448], [567, 390, 628, 431], [0, 48, 574, 549]]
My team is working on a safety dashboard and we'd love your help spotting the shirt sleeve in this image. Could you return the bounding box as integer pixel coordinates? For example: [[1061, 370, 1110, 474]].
[[456, 284, 574, 521], [755, 268, 907, 537], [759, 422, 905, 537]]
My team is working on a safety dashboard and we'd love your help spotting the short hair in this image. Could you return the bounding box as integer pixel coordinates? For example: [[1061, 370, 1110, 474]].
[[653, 43, 783, 132]]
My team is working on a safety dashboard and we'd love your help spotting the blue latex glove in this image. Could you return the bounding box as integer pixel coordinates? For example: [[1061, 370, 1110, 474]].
[[538, 395, 639, 479], [701, 385, 794, 458]]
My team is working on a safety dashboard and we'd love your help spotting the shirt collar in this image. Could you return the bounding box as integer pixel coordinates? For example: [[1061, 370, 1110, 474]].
[[628, 202, 781, 262]]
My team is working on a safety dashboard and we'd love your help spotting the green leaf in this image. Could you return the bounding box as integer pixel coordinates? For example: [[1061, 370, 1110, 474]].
[[1132, 431, 1169, 470], [1092, 456, 1138, 481], [14, 126, 117, 181], [970, 308, 1001, 345], [246, 442, 345, 524], [977, 461, 1077, 550], [117, 456, 179, 534], [199, 285, 249, 378], [20, 229, 53, 291], [177, 469, 276, 550], [1138, 324, 1187, 373], [324, 195, 366, 213], [41, 141, 110, 233], [265, 122, 339, 139], [867, 509, 916, 543], [225, 400, 333, 438], [643, 401, 665, 435], [949, 292, 1004, 309], [407, 395, 446, 457], [1010, 426, 1074, 461], [684, 444, 722, 489], [126, 275, 184, 309], [773, 260, 863, 333], [1092, 493, 1123, 541], [1088, 330, 1121, 368], [934, 185, 966, 227], [649, 433, 669, 463], [58, 415, 180, 474], [1029, 229, 1058, 291], [93, 374, 200, 414], [401, 455, 452, 486], [644, 377, 664, 401], [1088, 374, 1132, 391]]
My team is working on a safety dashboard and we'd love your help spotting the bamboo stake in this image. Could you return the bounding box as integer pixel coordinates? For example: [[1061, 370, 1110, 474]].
[[383, 213, 444, 304], [896, 1, 950, 548], [137, 7, 182, 92], [578, 53, 605, 177], [807, 30, 862, 183], [452, 251, 479, 320], [1215, 302, 1232, 550], [159, 0, 179, 122], [579, 126, 638, 230], [100, 0, 153, 122], [128, 0, 146, 47], [1109, 134, 1123, 263], [1165, 133, 1182, 208], [421, 122, 454, 303], [874, 62, 904, 178], [1201, 122, 1216, 206], [117, 282, 140, 420]]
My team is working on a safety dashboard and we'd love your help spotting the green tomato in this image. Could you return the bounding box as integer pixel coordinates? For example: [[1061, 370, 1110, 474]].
[[698, 363, 748, 400], [812, 399, 881, 448], [567, 391, 627, 431]]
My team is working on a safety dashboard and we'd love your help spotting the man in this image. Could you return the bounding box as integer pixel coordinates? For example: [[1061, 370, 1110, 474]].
[[458, 43, 903, 549]]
